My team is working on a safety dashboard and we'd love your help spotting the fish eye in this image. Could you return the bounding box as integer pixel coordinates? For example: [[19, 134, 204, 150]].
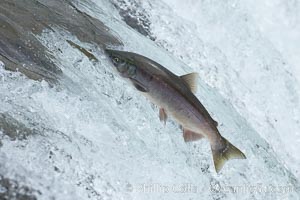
[[113, 57, 120, 63]]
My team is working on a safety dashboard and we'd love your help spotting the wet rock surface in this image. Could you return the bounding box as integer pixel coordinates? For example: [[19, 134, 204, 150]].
[[111, 0, 155, 40], [0, 113, 37, 141], [0, 175, 38, 200], [0, 0, 122, 83], [0, 1, 124, 198]]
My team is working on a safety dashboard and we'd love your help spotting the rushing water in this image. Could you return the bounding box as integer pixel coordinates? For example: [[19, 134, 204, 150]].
[[0, 0, 299, 199]]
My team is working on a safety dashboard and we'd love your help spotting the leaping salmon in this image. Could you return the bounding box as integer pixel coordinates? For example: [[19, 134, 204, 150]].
[[105, 49, 246, 173]]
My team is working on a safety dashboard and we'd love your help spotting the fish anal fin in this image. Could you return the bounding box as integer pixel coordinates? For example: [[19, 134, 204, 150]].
[[159, 108, 167, 125], [180, 72, 198, 93], [183, 128, 204, 142]]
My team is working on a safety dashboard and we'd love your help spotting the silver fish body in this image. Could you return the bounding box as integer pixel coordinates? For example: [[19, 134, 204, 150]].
[[105, 49, 246, 173]]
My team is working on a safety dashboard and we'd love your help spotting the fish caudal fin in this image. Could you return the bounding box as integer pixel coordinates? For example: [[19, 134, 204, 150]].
[[211, 137, 246, 173]]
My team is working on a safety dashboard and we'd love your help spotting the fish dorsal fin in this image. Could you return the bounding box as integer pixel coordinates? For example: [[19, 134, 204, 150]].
[[180, 72, 198, 93]]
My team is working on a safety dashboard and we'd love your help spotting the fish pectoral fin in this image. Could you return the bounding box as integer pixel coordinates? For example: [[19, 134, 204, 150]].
[[133, 83, 148, 92], [183, 128, 204, 142], [180, 72, 198, 94], [130, 79, 149, 92], [159, 108, 168, 125]]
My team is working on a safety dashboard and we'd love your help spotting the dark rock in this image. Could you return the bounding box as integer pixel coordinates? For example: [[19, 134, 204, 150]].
[[0, 175, 38, 200], [111, 0, 155, 40], [0, 113, 36, 140], [0, 0, 123, 84]]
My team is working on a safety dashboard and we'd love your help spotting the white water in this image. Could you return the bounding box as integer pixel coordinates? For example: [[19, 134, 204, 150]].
[[0, 0, 299, 199], [159, 0, 300, 178]]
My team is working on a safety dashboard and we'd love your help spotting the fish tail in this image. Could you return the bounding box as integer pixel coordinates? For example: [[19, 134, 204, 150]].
[[211, 137, 246, 173]]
